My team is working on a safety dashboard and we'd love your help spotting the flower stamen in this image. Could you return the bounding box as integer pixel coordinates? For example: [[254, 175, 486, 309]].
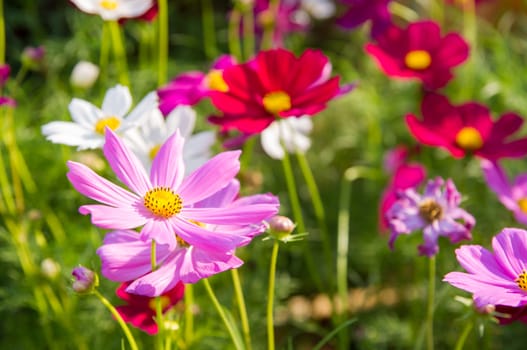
[[95, 116, 121, 135], [100, 0, 118, 10], [518, 199, 527, 214], [144, 187, 183, 218], [455, 127, 483, 151], [516, 270, 527, 291], [206, 70, 229, 92], [263, 91, 291, 115], [404, 50, 432, 70], [149, 144, 161, 160], [148, 295, 171, 311], [419, 199, 443, 223]]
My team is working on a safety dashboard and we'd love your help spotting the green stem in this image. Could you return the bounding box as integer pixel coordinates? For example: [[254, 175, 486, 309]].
[[240, 136, 256, 170], [228, 8, 243, 61], [184, 283, 194, 344], [260, 0, 280, 50], [461, 0, 476, 100], [266, 240, 279, 350], [0, 143, 15, 214], [151, 241, 164, 350], [94, 290, 139, 350], [0, 0, 5, 64], [280, 150, 322, 290], [201, 0, 217, 60], [99, 21, 110, 83], [454, 319, 473, 350], [296, 152, 333, 286], [202, 278, 244, 350], [231, 269, 252, 350], [426, 256, 436, 350], [108, 20, 130, 87], [241, 3, 255, 60], [313, 318, 357, 350], [157, 0, 169, 85]]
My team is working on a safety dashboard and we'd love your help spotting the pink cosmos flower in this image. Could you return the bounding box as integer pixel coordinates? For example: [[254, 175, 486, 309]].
[[208, 48, 340, 133], [115, 281, 184, 334], [97, 180, 278, 296], [386, 177, 474, 256], [67, 128, 279, 250], [406, 93, 527, 160], [157, 55, 236, 115], [365, 21, 469, 90], [444, 228, 527, 307], [0, 64, 10, 88], [481, 160, 527, 225], [337, 0, 392, 38]]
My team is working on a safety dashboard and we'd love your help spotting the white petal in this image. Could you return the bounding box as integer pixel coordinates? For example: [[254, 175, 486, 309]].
[[70, 0, 99, 15], [121, 91, 158, 130], [261, 121, 285, 160], [101, 84, 132, 118], [166, 106, 197, 138], [41, 121, 103, 150], [118, 0, 154, 18], [68, 98, 103, 128]]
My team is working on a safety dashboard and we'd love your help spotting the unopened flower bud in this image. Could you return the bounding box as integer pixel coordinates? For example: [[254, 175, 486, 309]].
[[268, 215, 295, 240], [41, 258, 60, 280], [70, 61, 100, 89], [72, 266, 98, 294], [21, 46, 46, 71]]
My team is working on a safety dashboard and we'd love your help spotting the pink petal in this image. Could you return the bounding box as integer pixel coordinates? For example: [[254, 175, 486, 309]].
[[79, 204, 147, 229], [150, 129, 185, 189]]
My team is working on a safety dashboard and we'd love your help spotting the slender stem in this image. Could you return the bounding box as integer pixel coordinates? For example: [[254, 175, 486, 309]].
[[0, 0, 5, 64], [454, 320, 473, 350], [150, 241, 164, 350], [184, 283, 194, 344], [99, 21, 110, 83], [108, 20, 130, 87], [94, 290, 139, 350], [241, 2, 255, 60], [260, 0, 280, 50], [240, 136, 256, 170], [266, 240, 279, 350], [228, 9, 243, 61], [280, 150, 322, 290], [426, 256, 436, 350], [202, 278, 244, 350], [157, 0, 169, 85], [461, 0, 476, 100], [313, 318, 357, 350], [0, 142, 15, 214], [231, 269, 252, 350], [201, 0, 217, 60], [296, 152, 333, 287]]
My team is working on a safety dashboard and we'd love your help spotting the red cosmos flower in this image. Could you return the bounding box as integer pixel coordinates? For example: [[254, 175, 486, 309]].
[[365, 21, 469, 90], [208, 48, 340, 133], [115, 281, 184, 335], [406, 93, 527, 160]]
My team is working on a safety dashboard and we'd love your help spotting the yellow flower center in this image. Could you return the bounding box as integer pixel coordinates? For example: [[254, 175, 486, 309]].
[[419, 199, 443, 223], [262, 91, 291, 115], [94, 116, 121, 135], [206, 70, 229, 92], [148, 295, 171, 312], [455, 127, 483, 151], [518, 198, 527, 214], [143, 187, 183, 218], [516, 270, 527, 291], [100, 0, 118, 10], [404, 50, 432, 70], [149, 145, 161, 160], [176, 235, 190, 248]]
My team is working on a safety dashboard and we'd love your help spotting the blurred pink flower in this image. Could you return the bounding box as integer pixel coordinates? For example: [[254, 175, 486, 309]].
[[406, 93, 527, 160], [481, 160, 527, 226], [365, 21, 469, 90], [444, 228, 527, 307], [157, 55, 236, 115], [386, 177, 474, 256], [0, 64, 10, 88], [337, 0, 392, 38], [115, 281, 184, 334]]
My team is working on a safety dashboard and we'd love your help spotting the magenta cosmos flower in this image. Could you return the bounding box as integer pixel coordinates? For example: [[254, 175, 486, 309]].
[[481, 160, 527, 226], [406, 93, 527, 160], [444, 228, 527, 307], [386, 177, 474, 256], [208, 48, 340, 133], [115, 281, 184, 334], [157, 55, 236, 115], [337, 0, 392, 38], [97, 180, 278, 296], [365, 21, 469, 90], [67, 128, 279, 250]]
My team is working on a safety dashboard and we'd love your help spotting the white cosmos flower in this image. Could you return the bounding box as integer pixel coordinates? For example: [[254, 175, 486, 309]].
[[70, 61, 100, 89], [124, 105, 216, 174], [260, 116, 313, 160], [71, 0, 154, 21], [42, 84, 157, 150]]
